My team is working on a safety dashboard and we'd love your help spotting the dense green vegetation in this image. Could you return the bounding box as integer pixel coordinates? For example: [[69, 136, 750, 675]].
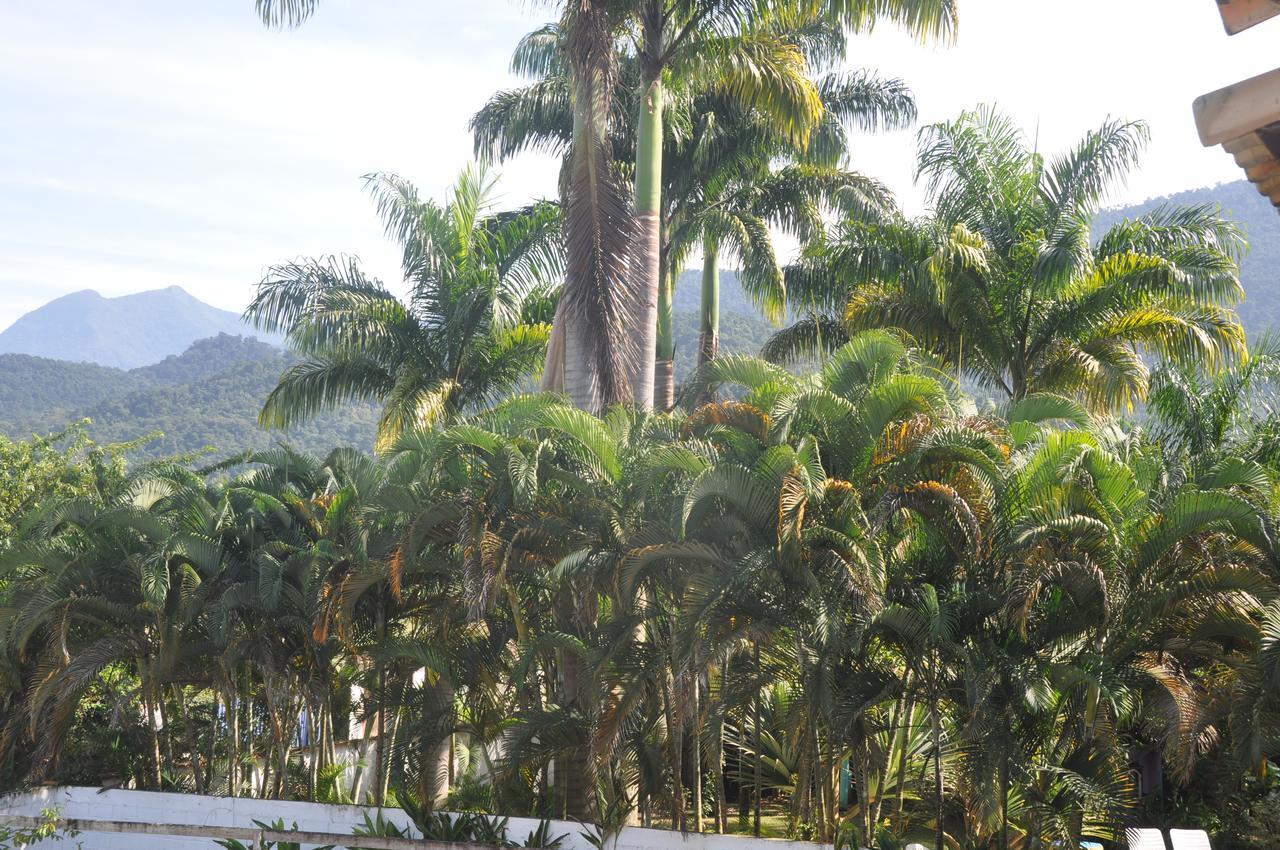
[[5, 337, 1280, 848], [6, 1, 1280, 849], [0, 335, 380, 458]]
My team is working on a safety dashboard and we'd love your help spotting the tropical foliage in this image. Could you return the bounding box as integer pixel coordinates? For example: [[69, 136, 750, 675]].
[[770, 109, 1247, 412], [246, 165, 561, 450], [4, 325, 1280, 848], [3, 3, 1277, 850]]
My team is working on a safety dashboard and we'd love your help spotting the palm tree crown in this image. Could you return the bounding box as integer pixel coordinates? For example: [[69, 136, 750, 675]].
[[771, 108, 1248, 412], [246, 165, 562, 450]]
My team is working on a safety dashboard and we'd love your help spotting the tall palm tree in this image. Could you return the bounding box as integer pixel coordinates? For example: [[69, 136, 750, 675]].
[[661, 66, 912, 406], [769, 109, 1249, 412], [246, 165, 562, 450], [474, 26, 908, 409], [624, 0, 960, 409]]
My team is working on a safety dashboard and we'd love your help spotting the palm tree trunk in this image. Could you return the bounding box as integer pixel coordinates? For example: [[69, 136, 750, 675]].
[[692, 673, 704, 832], [157, 684, 175, 784], [663, 671, 684, 829], [752, 641, 762, 838], [176, 686, 204, 795], [375, 666, 386, 807], [696, 242, 719, 404], [931, 684, 944, 850], [655, 266, 675, 410], [1000, 749, 1010, 850], [631, 70, 663, 410], [565, 303, 603, 412], [561, 649, 592, 820], [425, 677, 454, 805], [894, 693, 916, 826], [228, 686, 240, 797], [142, 674, 162, 789]]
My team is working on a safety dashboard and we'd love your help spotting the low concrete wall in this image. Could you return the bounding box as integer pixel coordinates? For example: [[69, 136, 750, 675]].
[[0, 787, 831, 850]]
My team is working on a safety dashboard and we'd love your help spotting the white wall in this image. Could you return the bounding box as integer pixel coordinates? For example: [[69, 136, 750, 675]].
[[0, 787, 832, 850]]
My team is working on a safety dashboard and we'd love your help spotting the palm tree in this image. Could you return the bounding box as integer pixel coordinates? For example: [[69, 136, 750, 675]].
[[769, 109, 1248, 413], [246, 165, 562, 450], [626, 0, 962, 409], [676, 68, 916, 390], [661, 67, 912, 406]]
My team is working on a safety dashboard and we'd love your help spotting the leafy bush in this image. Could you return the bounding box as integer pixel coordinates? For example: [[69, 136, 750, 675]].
[[215, 819, 332, 850], [350, 810, 415, 849]]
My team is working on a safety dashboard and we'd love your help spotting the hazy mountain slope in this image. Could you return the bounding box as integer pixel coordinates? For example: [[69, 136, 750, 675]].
[[0, 286, 276, 369], [0, 334, 377, 458]]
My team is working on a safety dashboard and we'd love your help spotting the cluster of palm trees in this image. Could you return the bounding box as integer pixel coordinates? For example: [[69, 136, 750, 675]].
[[4, 327, 1280, 847], [1, 1, 1278, 849]]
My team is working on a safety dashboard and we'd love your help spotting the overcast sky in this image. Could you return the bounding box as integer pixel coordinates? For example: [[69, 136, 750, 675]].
[[1, 0, 1277, 330]]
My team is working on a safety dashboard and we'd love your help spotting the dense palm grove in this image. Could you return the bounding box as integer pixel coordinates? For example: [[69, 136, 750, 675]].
[[2, 1, 1280, 849]]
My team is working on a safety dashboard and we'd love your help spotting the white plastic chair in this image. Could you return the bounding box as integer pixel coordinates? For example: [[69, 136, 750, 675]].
[[1169, 829, 1212, 850], [1126, 828, 1168, 850]]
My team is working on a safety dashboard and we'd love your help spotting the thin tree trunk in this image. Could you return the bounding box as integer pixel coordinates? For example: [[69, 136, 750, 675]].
[[932, 680, 944, 850], [228, 686, 240, 797], [1000, 750, 1010, 850], [424, 678, 454, 805], [696, 242, 719, 406], [631, 69, 663, 411], [895, 693, 916, 827], [380, 701, 400, 803], [142, 674, 162, 789], [561, 649, 591, 820], [655, 266, 676, 410], [175, 686, 204, 795], [308, 699, 319, 798], [206, 689, 221, 792], [156, 683, 175, 786], [692, 673, 704, 832], [714, 714, 727, 833], [873, 690, 908, 829], [661, 670, 682, 829], [375, 671, 385, 806], [752, 641, 761, 838]]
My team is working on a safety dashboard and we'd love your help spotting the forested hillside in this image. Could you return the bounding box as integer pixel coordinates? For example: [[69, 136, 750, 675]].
[[0, 335, 378, 457]]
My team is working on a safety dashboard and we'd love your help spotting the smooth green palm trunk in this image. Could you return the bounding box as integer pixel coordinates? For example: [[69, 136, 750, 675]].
[[656, 267, 675, 409], [632, 74, 663, 410]]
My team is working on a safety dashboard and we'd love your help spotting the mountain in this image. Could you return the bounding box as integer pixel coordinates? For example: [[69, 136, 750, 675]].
[[0, 286, 277, 369], [0, 334, 378, 458], [1095, 180, 1280, 338]]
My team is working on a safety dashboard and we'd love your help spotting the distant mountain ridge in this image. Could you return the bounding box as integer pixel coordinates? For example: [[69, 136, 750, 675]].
[[0, 286, 277, 369]]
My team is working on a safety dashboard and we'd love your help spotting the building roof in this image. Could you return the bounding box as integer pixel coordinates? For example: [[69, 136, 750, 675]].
[[1215, 0, 1280, 35], [1194, 66, 1280, 209]]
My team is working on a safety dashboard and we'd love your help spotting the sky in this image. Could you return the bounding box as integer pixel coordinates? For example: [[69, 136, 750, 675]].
[[1, 0, 1278, 330]]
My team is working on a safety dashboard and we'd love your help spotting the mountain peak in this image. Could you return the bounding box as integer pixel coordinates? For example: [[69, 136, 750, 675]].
[[0, 287, 277, 369]]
